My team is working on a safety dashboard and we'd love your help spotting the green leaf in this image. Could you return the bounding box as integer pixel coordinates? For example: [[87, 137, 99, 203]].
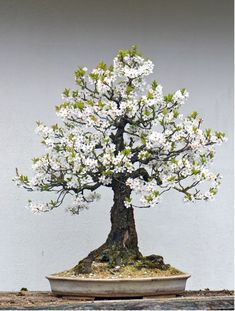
[[98, 100, 105, 108], [90, 115, 97, 122], [72, 91, 78, 98], [144, 194, 153, 203], [126, 85, 134, 95], [140, 134, 147, 144], [32, 157, 39, 164], [147, 91, 154, 100], [152, 190, 160, 197], [200, 155, 206, 164], [41, 184, 49, 191], [129, 45, 138, 57], [75, 67, 86, 78], [209, 187, 217, 195], [97, 61, 107, 70], [173, 110, 179, 118], [74, 101, 84, 109], [87, 100, 94, 106], [151, 80, 158, 90], [52, 124, 59, 131], [125, 196, 131, 202], [55, 102, 69, 112], [117, 49, 128, 60], [89, 73, 99, 81], [20, 175, 28, 183], [192, 168, 201, 175], [215, 131, 225, 140], [162, 108, 169, 116], [185, 193, 192, 201], [205, 128, 211, 138], [170, 158, 178, 165], [164, 94, 173, 102], [189, 111, 198, 119], [103, 170, 113, 176], [54, 145, 61, 152], [143, 108, 151, 116], [121, 148, 131, 156], [68, 133, 75, 141], [63, 88, 70, 97]]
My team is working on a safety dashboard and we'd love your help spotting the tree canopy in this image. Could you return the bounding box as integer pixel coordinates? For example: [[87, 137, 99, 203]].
[[14, 46, 227, 214]]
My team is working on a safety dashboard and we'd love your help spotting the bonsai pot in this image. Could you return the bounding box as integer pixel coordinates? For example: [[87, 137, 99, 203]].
[[46, 274, 191, 298]]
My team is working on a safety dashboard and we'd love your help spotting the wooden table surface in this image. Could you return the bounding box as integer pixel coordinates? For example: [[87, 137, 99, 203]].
[[0, 290, 234, 310]]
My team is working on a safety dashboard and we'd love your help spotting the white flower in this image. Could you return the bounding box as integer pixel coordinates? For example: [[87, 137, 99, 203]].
[[147, 132, 165, 148], [27, 201, 52, 214], [173, 89, 189, 105], [99, 175, 112, 185], [14, 47, 225, 213]]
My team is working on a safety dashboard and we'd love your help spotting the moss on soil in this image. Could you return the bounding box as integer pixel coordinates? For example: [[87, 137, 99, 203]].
[[53, 261, 185, 279]]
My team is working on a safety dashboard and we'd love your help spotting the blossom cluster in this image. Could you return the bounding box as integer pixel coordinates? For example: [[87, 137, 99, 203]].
[[13, 46, 226, 213]]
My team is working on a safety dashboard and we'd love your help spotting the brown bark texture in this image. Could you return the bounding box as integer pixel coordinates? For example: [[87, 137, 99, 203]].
[[74, 179, 168, 274]]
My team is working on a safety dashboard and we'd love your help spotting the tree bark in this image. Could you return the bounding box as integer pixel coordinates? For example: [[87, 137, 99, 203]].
[[104, 180, 141, 263], [74, 179, 142, 274]]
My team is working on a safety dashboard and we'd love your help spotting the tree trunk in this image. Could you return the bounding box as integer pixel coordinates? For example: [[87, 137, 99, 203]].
[[106, 182, 140, 257], [73, 179, 142, 274]]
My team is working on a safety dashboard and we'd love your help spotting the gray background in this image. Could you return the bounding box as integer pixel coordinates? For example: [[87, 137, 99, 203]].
[[0, 0, 233, 291]]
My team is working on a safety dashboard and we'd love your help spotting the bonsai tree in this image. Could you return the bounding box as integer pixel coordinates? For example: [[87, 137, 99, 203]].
[[14, 46, 226, 274]]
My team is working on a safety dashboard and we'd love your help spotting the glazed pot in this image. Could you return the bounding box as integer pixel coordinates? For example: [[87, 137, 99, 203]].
[[46, 274, 191, 298]]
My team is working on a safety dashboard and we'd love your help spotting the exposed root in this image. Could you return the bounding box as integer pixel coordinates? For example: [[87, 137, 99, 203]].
[[73, 244, 169, 275]]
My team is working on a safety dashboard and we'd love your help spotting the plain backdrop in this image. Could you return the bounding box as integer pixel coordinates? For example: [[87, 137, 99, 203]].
[[0, 0, 233, 290]]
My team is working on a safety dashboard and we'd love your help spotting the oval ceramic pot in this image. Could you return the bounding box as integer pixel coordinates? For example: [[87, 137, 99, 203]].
[[46, 274, 191, 298]]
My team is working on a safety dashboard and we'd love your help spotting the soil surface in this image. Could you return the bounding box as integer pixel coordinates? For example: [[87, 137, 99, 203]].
[[0, 290, 233, 309], [54, 262, 184, 279]]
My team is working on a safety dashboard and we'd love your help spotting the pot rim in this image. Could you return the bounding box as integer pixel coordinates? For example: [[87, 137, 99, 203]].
[[46, 273, 191, 282]]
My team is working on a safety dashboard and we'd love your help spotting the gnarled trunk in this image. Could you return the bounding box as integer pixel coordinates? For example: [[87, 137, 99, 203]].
[[104, 180, 141, 264], [74, 180, 142, 274]]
